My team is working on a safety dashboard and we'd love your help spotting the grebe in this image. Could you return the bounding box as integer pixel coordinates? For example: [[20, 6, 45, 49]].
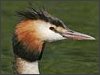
[[12, 8, 95, 74]]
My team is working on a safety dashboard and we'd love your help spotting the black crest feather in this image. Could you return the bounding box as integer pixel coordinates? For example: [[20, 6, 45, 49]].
[[17, 8, 66, 28]]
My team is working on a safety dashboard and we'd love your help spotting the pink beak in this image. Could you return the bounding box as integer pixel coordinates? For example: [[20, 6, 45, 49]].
[[62, 30, 95, 40]]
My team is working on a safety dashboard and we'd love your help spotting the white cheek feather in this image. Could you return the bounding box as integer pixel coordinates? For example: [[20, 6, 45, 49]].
[[36, 22, 66, 42]]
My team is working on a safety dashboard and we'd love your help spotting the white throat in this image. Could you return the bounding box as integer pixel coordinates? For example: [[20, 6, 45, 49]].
[[16, 57, 40, 74]]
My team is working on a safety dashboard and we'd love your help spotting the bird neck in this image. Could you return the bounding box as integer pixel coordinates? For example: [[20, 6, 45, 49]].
[[15, 56, 40, 74]]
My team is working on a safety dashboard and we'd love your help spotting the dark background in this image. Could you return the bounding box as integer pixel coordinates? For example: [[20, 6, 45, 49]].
[[0, 0, 99, 74]]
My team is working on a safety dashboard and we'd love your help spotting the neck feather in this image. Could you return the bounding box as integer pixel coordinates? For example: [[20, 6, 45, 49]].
[[15, 57, 40, 74], [13, 20, 45, 61]]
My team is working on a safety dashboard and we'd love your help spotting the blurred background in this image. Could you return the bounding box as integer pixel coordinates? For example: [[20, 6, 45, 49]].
[[0, 0, 99, 74]]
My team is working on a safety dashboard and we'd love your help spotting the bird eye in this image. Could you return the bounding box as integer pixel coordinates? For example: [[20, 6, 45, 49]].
[[49, 27, 55, 30]]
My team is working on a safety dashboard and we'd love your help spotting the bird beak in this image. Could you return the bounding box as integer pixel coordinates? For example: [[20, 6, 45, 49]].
[[61, 30, 95, 40]]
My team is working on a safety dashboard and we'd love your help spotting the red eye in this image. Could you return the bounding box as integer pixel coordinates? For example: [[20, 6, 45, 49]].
[[49, 27, 55, 30]]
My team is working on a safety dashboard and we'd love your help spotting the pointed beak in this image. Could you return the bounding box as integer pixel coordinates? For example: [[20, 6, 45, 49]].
[[62, 30, 95, 40]]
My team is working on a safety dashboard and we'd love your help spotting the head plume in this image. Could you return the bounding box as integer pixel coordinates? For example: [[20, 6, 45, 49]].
[[17, 7, 66, 28]]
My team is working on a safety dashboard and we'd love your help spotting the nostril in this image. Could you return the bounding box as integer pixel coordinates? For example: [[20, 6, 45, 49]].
[[69, 30, 74, 33]]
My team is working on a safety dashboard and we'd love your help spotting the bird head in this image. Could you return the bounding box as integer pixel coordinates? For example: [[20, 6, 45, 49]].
[[13, 8, 95, 62], [17, 8, 95, 42]]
